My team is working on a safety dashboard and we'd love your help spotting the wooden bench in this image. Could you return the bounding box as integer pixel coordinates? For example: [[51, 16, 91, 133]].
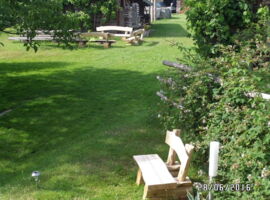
[[9, 30, 88, 47], [80, 32, 116, 48], [95, 26, 144, 45], [9, 35, 88, 47], [133, 129, 194, 200], [8, 30, 55, 42], [8, 36, 54, 42]]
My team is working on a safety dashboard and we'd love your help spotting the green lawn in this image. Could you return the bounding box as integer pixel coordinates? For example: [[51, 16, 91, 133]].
[[0, 15, 193, 200]]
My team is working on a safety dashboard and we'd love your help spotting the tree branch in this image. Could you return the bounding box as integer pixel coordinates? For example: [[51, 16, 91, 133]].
[[163, 60, 192, 72], [156, 91, 184, 109], [163, 60, 222, 84], [246, 92, 270, 100], [156, 76, 176, 87], [162, 60, 270, 100]]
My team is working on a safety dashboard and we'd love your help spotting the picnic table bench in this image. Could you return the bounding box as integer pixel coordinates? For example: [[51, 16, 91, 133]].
[[9, 30, 89, 47], [96, 26, 145, 45], [9, 35, 88, 47], [96, 26, 133, 38], [8, 36, 54, 42], [133, 129, 194, 200]]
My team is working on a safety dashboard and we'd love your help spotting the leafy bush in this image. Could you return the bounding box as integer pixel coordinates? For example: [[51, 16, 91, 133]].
[[185, 0, 269, 56], [158, 38, 270, 199], [202, 68, 270, 199], [161, 2, 270, 199]]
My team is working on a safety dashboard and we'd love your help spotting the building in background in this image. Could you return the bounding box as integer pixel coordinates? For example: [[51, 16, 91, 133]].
[[116, 0, 152, 28], [163, 0, 183, 13]]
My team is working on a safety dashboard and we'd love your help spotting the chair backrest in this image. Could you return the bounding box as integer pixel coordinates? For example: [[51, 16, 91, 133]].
[[96, 26, 133, 37], [165, 129, 194, 182]]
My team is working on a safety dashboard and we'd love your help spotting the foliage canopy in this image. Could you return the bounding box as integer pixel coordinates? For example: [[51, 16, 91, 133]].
[[158, 38, 270, 198], [185, 0, 269, 56], [0, 0, 118, 50], [158, 5, 270, 198]]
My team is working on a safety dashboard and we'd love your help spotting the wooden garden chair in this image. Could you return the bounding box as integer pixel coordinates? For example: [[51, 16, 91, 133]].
[[133, 129, 194, 200], [125, 29, 145, 45]]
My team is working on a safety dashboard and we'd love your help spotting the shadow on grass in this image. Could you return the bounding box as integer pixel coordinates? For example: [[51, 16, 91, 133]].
[[0, 62, 70, 75], [144, 41, 160, 47], [0, 62, 163, 191], [150, 23, 189, 38]]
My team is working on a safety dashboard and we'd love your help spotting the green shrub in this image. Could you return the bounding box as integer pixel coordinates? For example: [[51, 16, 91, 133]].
[[158, 38, 270, 199], [202, 68, 270, 199], [185, 0, 269, 56]]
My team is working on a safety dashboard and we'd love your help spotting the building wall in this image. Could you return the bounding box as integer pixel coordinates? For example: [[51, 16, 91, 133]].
[[117, 0, 147, 28]]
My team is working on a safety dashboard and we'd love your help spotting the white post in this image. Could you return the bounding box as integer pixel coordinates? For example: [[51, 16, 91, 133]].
[[153, 0, 156, 21], [150, 0, 154, 23], [209, 141, 220, 177], [208, 141, 220, 200]]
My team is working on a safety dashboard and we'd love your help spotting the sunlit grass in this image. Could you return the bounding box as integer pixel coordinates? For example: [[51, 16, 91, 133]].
[[0, 14, 194, 199]]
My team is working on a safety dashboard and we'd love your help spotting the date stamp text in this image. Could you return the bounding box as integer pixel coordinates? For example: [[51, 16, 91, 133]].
[[196, 183, 253, 192]]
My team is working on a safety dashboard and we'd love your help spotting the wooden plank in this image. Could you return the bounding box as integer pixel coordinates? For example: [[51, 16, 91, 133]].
[[97, 26, 133, 32], [132, 29, 145, 36], [110, 33, 130, 37], [146, 185, 192, 198], [96, 26, 133, 37], [136, 169, 144, 185], [8, 36, 53, 41], [80, 32, 113, 40], [175, 177, 192, 186], [177, 144, 194, 182], [89, 40, 116, 48], [165, 131, 188, 164], [133, 154, 177, 190], [126, 36, 136, 41], [90, 40, 116, 42], [166, 129, 181, 165], [143, 185, 149, 199]]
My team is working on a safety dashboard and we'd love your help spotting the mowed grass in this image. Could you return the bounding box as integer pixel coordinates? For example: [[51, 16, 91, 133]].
[[0, 15, 193, 200]]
